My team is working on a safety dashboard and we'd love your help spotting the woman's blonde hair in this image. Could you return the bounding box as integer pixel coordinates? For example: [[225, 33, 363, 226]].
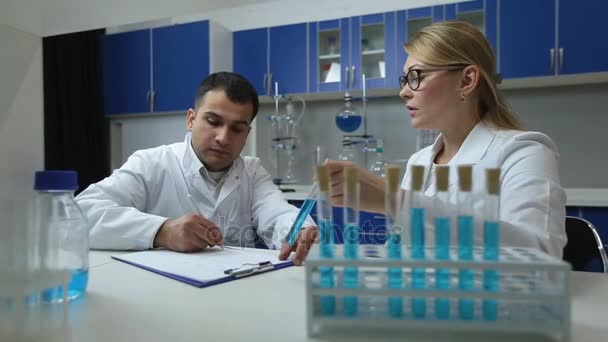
[[404, 21, 522, 130]]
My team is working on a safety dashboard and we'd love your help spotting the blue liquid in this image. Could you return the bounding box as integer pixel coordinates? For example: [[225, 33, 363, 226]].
[[42, 269, 88, 303], [287, 198, 316, 245], [483, 221, 500, 320], [411, 207, 426, 318], [387, 233, 403, 317], [335, 114, 362, 133], [435, 216, 451, 319], [319, 219, 335, 315], [343, 223, 359, 316], [458, 215, 474, 320]]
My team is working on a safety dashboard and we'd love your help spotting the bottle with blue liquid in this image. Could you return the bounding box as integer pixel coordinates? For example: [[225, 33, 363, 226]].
[[316, 165, 336, 316], [385, 165, 404, 318], [483, 168, 501, 321], [457, 165, 474, 319], [342, 167, 360, 316], [434, 165, 451, 319], [34, 171, 89, 303], [409, 165, 427, 318]]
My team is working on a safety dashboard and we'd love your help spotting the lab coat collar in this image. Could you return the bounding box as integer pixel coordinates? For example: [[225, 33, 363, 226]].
[[420, 121, 497, 194], [182, 133, 243, 210]]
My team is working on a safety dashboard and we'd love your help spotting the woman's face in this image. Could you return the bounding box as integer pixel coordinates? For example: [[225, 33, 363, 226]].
[[399, 55, 462, 130]]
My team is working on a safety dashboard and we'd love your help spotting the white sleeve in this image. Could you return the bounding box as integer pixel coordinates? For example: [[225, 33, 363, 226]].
[[401, 133, 567, 258], [76, 152, 168, 250], [250, 160, 315, 249]]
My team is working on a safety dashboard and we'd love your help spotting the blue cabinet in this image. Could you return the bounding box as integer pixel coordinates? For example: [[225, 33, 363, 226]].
[[269, 24, 308, 95], [101, 29, 151, 115], [444, 0, 497, 54], [233, 23, 308, 97], [558, 1, 608, 74], [233, 28, 268, 96], [500, 0, 608, 79], [152, 21, 209, 112], [309, 13, 396, 92], [101, 20, 218, 115], [499, 0, 555, 78], [396, 6, 444, 79]]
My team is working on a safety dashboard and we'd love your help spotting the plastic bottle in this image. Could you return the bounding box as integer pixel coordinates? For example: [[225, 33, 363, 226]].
[[34, 170, 89, 303]]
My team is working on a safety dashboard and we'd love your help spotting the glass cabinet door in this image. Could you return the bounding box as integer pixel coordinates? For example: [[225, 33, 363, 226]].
[[360, 23, 386, 80], [318, 29, 342, 84], [310, 19, 347, 92]]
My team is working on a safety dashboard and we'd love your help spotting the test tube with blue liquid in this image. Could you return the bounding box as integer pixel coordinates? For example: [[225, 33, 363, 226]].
[[342, 167, 359, 316], [386, 165, 404, 317], [483, 168, 501, 320], [285, 182, 319, 246], [409, 165, 426, 318], [457, 165, 475, 320], [316, 165, 335, 315], [434, 165, 451, 319]]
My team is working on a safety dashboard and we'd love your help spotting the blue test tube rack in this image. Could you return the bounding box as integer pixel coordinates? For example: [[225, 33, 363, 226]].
[[305, 244, 571, 341]]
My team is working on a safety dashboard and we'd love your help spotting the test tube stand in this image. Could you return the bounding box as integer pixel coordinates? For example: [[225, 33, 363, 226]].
[[305, 245, 571, 341]]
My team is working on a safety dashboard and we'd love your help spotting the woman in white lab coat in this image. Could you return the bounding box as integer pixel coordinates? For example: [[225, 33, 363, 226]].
[[326, 21, 567, 258]]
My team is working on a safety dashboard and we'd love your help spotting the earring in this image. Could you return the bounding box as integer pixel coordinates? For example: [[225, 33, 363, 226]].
[[460, 93, 466, 103]]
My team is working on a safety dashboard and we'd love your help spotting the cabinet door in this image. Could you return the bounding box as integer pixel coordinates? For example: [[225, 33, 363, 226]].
[[500, 0, 556, 78], [558, 0, 608, 74], [269, 23, 308, 95], [396, 7, 442, 77], [310, 19, 343, 93], [233, 28, 268, 96], [353, 13, 397, 90], [445, 0, 497, 55], [100, 29, 151, 115], [153, 21, 209, 112]]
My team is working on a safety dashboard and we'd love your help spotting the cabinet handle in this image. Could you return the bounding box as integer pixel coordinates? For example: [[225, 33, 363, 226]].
[[558, 48, 564, 73], [345, 66, 350, 88], [350, 65, 356, 88], [146, 90, 151, 108], [550, 48, 555, 74], [150, 90, 155, 112]]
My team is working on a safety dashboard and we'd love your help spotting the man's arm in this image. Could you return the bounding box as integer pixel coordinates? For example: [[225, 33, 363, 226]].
[[76, 152, 169, 250]]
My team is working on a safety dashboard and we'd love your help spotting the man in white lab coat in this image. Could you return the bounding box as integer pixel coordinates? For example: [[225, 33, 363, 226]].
[[77, 72, 317, 265]]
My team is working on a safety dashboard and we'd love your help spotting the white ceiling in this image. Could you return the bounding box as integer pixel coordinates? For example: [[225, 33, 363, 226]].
[[0, 0, 459, 37]]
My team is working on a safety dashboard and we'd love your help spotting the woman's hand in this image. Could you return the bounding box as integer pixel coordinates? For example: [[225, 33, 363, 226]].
[[323, 160, 386, 214]]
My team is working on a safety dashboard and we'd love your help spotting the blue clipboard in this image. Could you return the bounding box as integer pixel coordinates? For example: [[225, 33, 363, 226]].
[[111, 247, 294, 288]]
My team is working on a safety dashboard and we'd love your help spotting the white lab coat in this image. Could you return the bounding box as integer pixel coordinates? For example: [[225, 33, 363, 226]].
[[77, 135, 314, 250], [400, 121, 567, 258]]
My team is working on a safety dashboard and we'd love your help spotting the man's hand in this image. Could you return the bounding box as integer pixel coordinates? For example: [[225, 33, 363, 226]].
[[278, 225, 318, 266], [153, 213, 224, 252]]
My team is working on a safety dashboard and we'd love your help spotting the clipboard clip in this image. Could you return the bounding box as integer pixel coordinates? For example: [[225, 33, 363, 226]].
[[223, 261, 274, 278]]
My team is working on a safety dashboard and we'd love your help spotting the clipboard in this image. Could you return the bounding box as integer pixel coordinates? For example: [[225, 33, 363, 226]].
[[112, 247, 293, 288]]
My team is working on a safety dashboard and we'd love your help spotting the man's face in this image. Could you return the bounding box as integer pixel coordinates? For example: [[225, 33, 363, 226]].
[[187, 89, 253, 171]]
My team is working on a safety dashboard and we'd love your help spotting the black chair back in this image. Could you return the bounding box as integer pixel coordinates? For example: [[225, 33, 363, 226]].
[[563, 216, 607, 273]]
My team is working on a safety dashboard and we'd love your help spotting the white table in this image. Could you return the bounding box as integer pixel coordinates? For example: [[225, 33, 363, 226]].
[[66, 251, 608, 342]]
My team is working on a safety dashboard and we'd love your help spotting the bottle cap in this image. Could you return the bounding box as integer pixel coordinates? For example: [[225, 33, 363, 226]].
[[486, 168, 500, 195], [345, 167, 358, 194], [34, 170, 78, 191], [410, 165, 424, 191], [458, 165, 473, 192], [316, 165, 330, 192], [386, 165, 401, 193], [435, 165, 449, 192]]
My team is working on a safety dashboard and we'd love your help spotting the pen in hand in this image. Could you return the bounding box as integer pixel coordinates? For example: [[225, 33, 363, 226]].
[[187, 194, 224, 250]]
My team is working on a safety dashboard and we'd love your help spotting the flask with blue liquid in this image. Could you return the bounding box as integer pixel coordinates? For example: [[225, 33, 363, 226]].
[[335, 92, 361, 133], [34, 170, 89, 303]]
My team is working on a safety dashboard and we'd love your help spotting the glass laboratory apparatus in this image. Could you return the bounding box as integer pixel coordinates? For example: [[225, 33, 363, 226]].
[[368, 139, 388, 177], [268, 83, 306, 187]]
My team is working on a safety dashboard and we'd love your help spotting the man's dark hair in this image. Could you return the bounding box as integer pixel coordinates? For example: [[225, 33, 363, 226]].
[[194, 72, 259, 122]]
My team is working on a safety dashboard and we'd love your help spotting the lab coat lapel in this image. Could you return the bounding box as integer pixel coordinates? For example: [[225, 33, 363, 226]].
[[182, 135, 215, 205], [447, 121, 497, 190], [215, 157, 243, 211]]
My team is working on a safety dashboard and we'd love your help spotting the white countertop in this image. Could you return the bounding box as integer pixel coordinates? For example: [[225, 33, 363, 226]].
[[56, 251, 608, 341], [281, 186, 608, 207]]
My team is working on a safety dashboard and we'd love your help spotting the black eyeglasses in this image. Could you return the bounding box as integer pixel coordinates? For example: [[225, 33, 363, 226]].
[[399, 65, 469, 90]]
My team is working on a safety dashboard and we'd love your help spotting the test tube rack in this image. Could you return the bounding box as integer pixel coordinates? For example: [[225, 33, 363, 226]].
[[305, 245, 571, 341]]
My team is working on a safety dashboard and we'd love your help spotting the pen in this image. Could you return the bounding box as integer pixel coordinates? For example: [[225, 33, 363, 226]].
[[188, 194, 224, 250]]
